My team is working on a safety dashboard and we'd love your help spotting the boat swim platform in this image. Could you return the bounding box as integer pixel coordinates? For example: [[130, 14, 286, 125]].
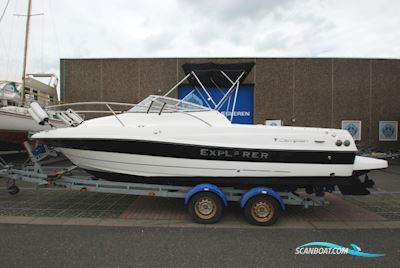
[[0, 181, 400, 229]]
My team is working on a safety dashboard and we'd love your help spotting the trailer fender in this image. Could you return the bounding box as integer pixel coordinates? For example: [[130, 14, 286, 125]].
[[184, 183, 228, 206], [240, 187, 285, 210]]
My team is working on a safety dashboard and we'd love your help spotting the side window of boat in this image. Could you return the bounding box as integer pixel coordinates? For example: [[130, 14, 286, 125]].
[[33, 89, 38, 101], [3, 83, 17, 93]]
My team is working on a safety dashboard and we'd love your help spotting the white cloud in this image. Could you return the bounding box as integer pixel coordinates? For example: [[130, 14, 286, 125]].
[[0, 0, 399, 82]]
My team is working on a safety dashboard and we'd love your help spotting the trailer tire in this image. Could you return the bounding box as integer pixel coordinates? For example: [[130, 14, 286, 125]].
[[7, 185, 19, 195], [188, 192, 223, 224], [244, 195, 280, 226]]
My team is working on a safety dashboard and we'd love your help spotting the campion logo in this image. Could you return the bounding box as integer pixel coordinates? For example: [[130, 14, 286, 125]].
[[295, 242, 385, 258]]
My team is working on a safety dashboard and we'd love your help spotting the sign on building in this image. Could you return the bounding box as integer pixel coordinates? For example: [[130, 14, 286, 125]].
[[178, 85, 254, 124], [379, 121, 398, 141], [265, 119, 282, 126], [341, 120, 362, 141]]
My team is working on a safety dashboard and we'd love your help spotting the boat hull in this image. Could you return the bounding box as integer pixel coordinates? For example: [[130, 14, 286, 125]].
[[0, 109, 50, 132], [58, 147, 376, 194], [0, 107, 65, 154], [0, 130, 27, 154], [56, 146, 357, 188], [85, 169, 353, 190]]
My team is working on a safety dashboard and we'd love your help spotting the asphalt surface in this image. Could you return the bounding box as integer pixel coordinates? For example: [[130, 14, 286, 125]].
[[371, 166, 400, 192], [0, 224, 398, 268]]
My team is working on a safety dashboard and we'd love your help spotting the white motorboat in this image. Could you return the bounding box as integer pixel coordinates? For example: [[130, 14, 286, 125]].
[[32, 63, 388, 195]]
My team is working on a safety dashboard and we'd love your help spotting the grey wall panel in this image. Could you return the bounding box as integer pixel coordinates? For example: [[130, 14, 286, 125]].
[[371, 60, 400, 149], [332, 59, 371, 146], [101, 59, 140, 104], [293, 59, 332, 128], [255, 58, 293, 125], [62, 59, 102, 102], [139, 58, 177, 99]]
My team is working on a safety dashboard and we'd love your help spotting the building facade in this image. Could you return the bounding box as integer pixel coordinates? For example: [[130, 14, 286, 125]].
[[60, 58, 400, 150]]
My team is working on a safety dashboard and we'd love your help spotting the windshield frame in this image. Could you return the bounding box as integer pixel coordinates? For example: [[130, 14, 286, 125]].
[[128, 95, 211, 113]]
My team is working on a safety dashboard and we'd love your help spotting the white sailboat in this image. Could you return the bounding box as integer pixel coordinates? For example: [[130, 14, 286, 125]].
[[0, 0, 64, 155]]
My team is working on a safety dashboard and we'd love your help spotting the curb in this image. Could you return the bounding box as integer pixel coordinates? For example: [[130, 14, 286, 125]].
[[1, 216, 400, 229]]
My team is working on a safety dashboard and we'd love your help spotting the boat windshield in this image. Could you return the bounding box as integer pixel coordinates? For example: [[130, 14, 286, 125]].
[[128, 95, 211, 113]]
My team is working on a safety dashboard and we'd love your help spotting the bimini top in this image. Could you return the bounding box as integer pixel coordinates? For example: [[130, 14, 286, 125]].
[[182, 62, 254, 88], [128, 95, 211, 113]]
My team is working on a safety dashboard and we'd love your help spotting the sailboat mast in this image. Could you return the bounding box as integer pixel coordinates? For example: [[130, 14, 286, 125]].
[[20, 0, 32, 107]]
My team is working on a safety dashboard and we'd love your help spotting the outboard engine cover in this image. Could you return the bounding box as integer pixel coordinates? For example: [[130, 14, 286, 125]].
[[29, 102, 49, 125]]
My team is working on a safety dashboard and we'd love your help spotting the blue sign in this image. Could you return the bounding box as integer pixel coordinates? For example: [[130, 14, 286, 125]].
[[178, 85, 254, 124]]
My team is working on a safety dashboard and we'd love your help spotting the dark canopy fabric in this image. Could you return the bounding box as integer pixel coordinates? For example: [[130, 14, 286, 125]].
[[181, 62, 254, 88]]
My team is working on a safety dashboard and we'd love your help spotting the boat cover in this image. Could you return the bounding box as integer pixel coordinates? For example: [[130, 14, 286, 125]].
[[182, 62, 254, 88]]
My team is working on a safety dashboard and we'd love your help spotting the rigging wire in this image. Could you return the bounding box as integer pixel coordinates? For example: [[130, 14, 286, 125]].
[[40, 0, 44, 71], [0, 0, 10, 24], [5, 0, 18, 80], [0, 0, 11, 61], [9, 0, 20, 81], [48, 0, 62, 98], [48, 0, 61, 61]]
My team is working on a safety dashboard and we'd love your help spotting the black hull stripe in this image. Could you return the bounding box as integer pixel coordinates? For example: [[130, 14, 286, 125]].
[[41, 138, 356, 164], [86, 170, 353, 189]]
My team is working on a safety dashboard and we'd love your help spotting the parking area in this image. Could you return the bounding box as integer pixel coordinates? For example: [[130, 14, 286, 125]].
[[0, 164, 399, 229]]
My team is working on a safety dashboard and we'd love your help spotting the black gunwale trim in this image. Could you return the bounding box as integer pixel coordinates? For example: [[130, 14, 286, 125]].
[[39, 138, 357, 165]]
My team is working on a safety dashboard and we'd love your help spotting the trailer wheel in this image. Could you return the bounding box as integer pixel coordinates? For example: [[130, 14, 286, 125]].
[[244, 195, 280, 226], [188, 192, 223, 224], [7, 185, 20, 195]]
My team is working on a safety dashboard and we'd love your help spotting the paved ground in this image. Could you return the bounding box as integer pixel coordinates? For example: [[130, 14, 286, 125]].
[[0, 190, 138, 218], [343, 193, 400, 220], [369, 165, 400, 192], [0, 224, 398, 267]]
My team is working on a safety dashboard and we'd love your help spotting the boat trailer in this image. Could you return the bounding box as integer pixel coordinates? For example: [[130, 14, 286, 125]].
[[0, 144, 328, 226]]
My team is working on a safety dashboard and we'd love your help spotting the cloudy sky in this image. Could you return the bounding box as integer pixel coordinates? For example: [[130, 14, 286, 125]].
[[0, 0, 399, 82]]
